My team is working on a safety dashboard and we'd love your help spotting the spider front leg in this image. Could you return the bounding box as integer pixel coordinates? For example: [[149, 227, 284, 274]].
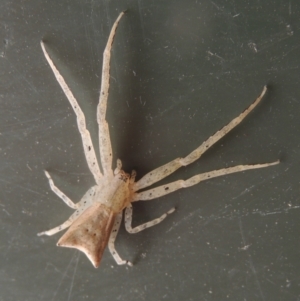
[[97, 12, 125, 177], [108, 211, 133, 266], [134, 86, 272, 191], [124, 204, 175, 233], [40, 42, 103, 185], [133, 161, 279, 201]]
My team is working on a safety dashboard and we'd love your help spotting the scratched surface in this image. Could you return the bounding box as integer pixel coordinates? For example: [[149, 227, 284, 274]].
[[0, 0, 299, 300]]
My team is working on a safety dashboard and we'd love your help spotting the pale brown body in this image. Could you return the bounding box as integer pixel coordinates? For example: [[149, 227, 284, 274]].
[[58, 170, 132, 267], [58, 203, 115, 268], [38, 12, 279, 268]]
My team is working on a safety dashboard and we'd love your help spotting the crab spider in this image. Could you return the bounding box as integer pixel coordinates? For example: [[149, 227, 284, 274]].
[[38, 11, 279, 268]]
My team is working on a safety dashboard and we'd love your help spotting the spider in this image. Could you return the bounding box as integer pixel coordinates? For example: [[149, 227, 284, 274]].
[[38, 11, 279, 268]]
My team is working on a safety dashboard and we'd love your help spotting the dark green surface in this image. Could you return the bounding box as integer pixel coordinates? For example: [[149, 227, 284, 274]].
[[0, 1, 299, 300]]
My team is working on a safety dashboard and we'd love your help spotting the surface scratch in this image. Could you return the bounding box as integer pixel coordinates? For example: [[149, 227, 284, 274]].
[[51, 252, 78, 301], [238, 218, 265, 301], [67, 252, 80, 301]]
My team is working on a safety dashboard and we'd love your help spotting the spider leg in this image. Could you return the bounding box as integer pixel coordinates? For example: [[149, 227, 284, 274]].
[[130, 170, 137, 184], [37, 199, 92, 236], [40, 41, 103, 185], [133, 161, 279, 201], [44, 171, 78, 209], [124, 204, 175, 233], [114, 159, 122, 175], [97, 12, 125, 177], [108, 210, 133, 266], [37, 212, 77, 236], [134, 86, 270, 191]]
